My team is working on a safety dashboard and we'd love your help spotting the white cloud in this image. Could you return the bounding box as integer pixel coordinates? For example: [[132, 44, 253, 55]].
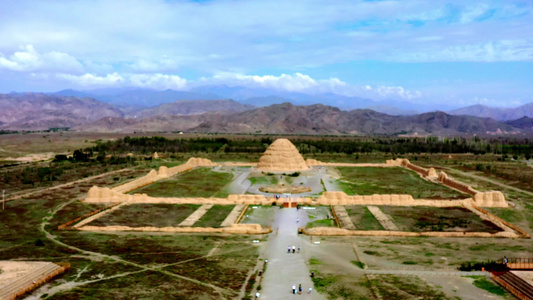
[[0, 45, 83, 73], [129, 73, 187, 90], [58, 73, 124, 87], [205, 72, 348, 93]]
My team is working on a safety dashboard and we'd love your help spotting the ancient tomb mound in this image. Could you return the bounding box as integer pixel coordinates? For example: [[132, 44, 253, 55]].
[[257, 139, 310, 172]]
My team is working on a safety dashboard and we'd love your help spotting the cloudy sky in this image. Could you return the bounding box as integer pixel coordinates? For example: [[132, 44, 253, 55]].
[[0, 0, 532, 107]]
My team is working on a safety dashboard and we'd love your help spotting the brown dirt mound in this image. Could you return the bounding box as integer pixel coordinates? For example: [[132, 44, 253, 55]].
[[257, 139, 309, 172]]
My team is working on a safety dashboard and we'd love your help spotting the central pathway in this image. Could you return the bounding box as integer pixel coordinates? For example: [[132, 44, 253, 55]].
[[259, 207, 326, 299]]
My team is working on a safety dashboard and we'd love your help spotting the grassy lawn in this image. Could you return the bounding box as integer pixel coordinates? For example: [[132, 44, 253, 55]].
[[380, 206, 502, 233], [240, 206, 278, 227], [368, 275, 449, 299], [193, 205, 235, 227], [129, 167, 233, 197], [90, 204, 200, 227], [337, 167, 467, 199], [346, 206, 384, 230]]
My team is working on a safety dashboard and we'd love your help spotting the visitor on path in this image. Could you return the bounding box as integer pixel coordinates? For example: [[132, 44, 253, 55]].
[[255, 292, 260, 298], [292, 284, 296, 294], [308, 287, 312, 294], [298, 245, 300, 252], [298, 284, 302, 294], [288, 246, 291, 253], [297, 217, 299, 223], [504, 256, 508, 264], [292, 246, 295, 253]]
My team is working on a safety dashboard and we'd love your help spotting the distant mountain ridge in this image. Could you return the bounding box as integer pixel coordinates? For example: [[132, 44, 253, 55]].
[[0, 93, 123, 130], [448, 103, 533, 121], [134, 99, 254, 118], [75, 102, 520, 136]]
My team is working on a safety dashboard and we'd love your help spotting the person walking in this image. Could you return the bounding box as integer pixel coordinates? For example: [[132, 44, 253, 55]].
[[292, 246, 295, 253], [297, 217, 299, 223], [308, 287, 312, 294], [288, 246, 291, 253], [298, 284, 302, 294], [292, 284, 296, 294], [297, 245, 300, 253]]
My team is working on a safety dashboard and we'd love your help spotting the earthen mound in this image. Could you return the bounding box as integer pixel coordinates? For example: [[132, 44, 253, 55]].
[[257, 139, 309, 172]]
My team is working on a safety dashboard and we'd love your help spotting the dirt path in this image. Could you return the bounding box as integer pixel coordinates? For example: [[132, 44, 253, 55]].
[[6, 168, 132, 202], [367, 206, 399, 231], [259, 208, 326, 299], [444, 167, 533, 197]]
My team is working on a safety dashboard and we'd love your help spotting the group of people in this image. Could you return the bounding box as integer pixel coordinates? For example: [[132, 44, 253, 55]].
[[287, 245, 301, 253], [292, 284, 312, 294]]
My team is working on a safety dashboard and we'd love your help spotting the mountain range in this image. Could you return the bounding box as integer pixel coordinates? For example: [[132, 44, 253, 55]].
[[1, 90, 531, 136]]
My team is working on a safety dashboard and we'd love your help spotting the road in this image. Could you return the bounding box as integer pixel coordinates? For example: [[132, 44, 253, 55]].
[[259, 207, 326, 299]]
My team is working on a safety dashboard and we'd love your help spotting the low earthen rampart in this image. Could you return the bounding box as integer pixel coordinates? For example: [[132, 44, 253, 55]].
[[437, 171, 478, 195], [303, 227, 523, 238], [78, 223, 271, 234]]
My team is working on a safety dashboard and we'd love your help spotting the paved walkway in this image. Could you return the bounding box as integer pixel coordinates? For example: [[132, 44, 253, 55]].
[[259, 207, 326, 299], [367, 206, 399, 231], [179, 204, 213, 226]]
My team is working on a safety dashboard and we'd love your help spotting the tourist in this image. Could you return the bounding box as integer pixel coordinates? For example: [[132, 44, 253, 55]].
[[298, 284, 302, 294], [297, 217, 299, 223], [308, 287, 312, 294], [292, 284, 296, 294], [504, 256, 508, 264], [255, 292, 260, 298], [288, 246, 291, 253], [292, 246, 295, 253], [298, 245, 300, 252]]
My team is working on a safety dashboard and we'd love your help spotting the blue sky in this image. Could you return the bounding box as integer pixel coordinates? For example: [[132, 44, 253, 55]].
[[0, 0, 531, 107]]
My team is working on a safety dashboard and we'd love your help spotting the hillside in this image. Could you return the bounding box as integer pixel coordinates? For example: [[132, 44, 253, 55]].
[[190, 103, 518, 136], [0, 93, 123, 130], [134, 99, 254, 118], [448, 103, 533, 121]]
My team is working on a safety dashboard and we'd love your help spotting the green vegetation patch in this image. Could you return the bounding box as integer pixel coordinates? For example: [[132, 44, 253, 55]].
[[346, 206, 384, 230], [337, 166, 466, 199], [351, 260, 365, 269], [306, 218, 337, 228], [368, 275, 449, 300], [380, 206, 502, 233], [193, 205, 235, 228], [90, 204, 200, 227], [130, 167, 233, 197], [469, 276, 507, 296]]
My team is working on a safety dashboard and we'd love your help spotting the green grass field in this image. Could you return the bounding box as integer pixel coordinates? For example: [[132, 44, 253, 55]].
[[90, 204, 200, 227], [129, 167, 233, 197], [193, 205, 235, 227], [337, 167, 467, 199], [345, 206, 384, 230], [379, 206, 502, 233]]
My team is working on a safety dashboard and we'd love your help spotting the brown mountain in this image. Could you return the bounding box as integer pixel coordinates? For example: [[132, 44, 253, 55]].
[[0, 93, 123, 130], [191, 103, 519, 136], [133, 99, 254, 118], [74, 102, 521, 136]]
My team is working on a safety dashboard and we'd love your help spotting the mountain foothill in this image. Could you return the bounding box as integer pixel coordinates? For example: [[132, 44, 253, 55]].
[[1, 89, 532, 136]]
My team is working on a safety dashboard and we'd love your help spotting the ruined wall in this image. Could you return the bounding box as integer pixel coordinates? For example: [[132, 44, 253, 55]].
[[316, 191, 466, 207], [78, 223, 271, 234], [111, 169, 160, 194], [187, 157, 218, 167], [473, 191, 508, 207], [303, 227, 522, 238], [437, 172, 478, 195]]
